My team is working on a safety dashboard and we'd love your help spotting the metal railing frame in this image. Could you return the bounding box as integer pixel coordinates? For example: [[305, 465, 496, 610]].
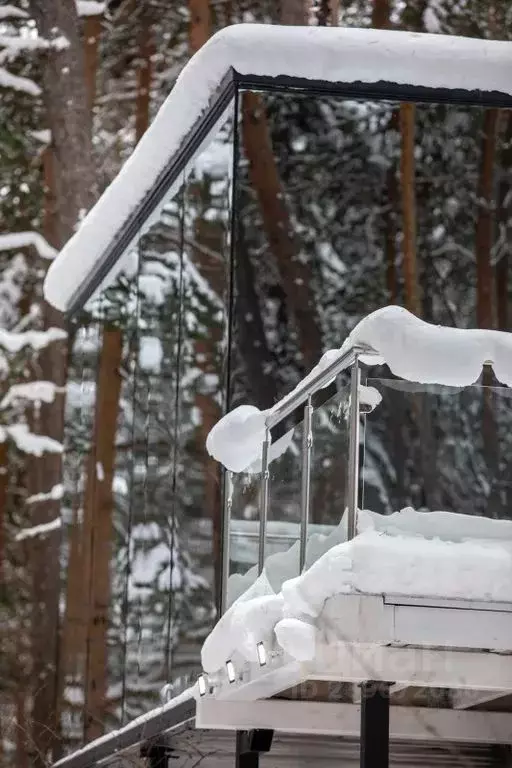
[[221, 342, 379, 612]]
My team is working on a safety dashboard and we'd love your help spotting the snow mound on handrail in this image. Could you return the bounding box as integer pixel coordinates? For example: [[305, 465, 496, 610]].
[[343, 305, 512, 387], [207, 306, 512, 472]]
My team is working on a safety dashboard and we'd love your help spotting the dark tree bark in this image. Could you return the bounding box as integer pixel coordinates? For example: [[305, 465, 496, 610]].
[[242, 91, 323, 372], [27, 2, 95, 763], [496, 111, 512, 332], [475, 109, 498, 330]]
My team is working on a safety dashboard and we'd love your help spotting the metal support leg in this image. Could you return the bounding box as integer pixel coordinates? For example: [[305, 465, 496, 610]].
[[299, 396, 313, 571], [360, 682, 390, 768], [258, 428, 271, 574], [236, 730, 273, 768], [141, 743, 170, 768], [347, 357, 361, 541]]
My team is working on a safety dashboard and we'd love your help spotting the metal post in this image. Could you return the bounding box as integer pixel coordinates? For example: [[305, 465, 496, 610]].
[[258, 427, 271, 574], [300, 396, 313, 571], [220, 471, 234, 616], [347, 357, 361, 541], [360, 682, 390, 768], [236, 730, 273, 768]]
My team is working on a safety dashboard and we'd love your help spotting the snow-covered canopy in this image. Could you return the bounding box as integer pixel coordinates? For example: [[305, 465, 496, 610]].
[[207, 306, 512, 472], [43, 24, 512, 312]]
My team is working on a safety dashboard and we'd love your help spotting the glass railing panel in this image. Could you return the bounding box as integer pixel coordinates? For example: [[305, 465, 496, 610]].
[[362, 378, 512, 527], [307, 381, 352, 567], [226, 469, 261, 607]]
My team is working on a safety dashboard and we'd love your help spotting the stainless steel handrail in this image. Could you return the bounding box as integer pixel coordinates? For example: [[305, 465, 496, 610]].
[[265, 342, 378, 431]]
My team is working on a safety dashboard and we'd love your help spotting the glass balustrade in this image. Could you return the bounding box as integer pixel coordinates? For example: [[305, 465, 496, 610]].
[[222, 358, 512, 614], [361, 377, 512, 524]]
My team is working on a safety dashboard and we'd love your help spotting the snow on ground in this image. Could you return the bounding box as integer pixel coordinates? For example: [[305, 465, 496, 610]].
[[44, 25, 512, 311], [207, 306, 512, 472], [201, 507, 512, 674]]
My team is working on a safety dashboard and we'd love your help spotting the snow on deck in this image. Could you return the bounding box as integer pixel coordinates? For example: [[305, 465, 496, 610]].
[[202, 508, 512, 674], [44, 25, 512, 311]]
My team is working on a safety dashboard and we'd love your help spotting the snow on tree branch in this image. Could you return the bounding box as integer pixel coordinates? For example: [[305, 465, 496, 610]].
[[0, 66, 41, 95], [0, 232, 57, 260], [4, 424, 63, 456], [76, 1, 106, 16], [0, 327, 67, 353], [15, 517, 62, 541], [0, 34, 69, 64], [1, 381, 65, 409], [0, 6, 29, 20], [26, 483, 64, 505]]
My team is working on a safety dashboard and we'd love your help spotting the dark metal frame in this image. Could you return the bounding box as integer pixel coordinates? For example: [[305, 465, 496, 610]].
[[52, 698, 195, 768], [66, 71, 512, 316]]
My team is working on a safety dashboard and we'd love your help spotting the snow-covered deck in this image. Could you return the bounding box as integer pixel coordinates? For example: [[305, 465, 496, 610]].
[[192, 307, 512, 752]]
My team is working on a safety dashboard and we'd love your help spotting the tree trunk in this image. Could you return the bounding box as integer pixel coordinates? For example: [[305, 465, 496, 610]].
[[135, 16, 154, 143], [242, 91, 323, 371], [476, 109, 498, 330], [496, 111, 512, 331], [189, 0, 211, 54], [372, 0, 392, 28], [83, 329, 123, 742], [399, 102, 421, 316], [280, 0, 307, 24], [371, 0, 398, 303], [28, 1, 95, 762], [83, 14, 102, 118], [0, 442, 7, 585]]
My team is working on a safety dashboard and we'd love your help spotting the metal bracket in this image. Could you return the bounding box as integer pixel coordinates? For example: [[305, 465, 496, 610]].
[[236, 729, 274, 768], [140, 742, 174, 768]]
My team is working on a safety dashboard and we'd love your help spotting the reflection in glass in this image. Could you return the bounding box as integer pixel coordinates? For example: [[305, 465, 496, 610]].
[[362, 378, 512, 522]]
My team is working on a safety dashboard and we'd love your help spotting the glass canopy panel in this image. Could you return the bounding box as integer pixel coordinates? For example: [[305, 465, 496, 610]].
[[362, 377, 512, 522], [70, 110, 234, 733], [230, 90, 503, 413]]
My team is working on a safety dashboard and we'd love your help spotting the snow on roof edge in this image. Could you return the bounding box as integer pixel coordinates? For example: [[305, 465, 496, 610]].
[[43, 24, 512, 312]]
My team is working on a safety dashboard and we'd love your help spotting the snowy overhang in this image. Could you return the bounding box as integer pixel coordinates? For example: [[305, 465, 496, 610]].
[[43, 24, 512, 315]]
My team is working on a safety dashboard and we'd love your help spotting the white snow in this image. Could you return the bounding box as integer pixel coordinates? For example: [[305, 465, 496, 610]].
[[207, 306, 512, 472], [26, 484, 64, 505], [359, 384, 382, 412], [0, 6, 29, 19], [16, 516, 61, 541], [0, 67, 41, 96], [7, 424, 63, 456], [201, 507, 512, 673], [342, 305, 512, 387], [206, 405, 268, 473], [31, 129, 51, 144], [0, 232, 57, 260], [139, 336, 163, 373], [0, 326, 67, 353], [2, 381, 64, 409], [44, 24, 512, 311], [76, 0, 105, 16]]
